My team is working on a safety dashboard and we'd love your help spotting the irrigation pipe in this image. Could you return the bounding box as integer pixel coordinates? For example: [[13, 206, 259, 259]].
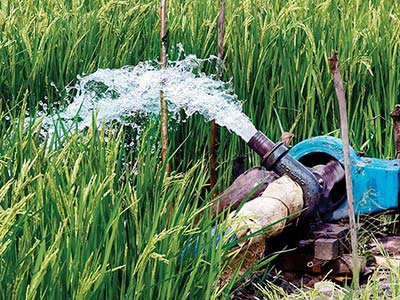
[[228, 176, 303, 245]]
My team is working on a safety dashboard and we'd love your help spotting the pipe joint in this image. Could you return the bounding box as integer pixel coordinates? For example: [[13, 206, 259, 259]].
[[261, 141, 289, 171], [248, 131, 323, 218]]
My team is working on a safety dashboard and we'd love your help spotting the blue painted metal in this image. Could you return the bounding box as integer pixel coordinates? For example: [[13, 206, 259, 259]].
[[289, 136, 400, 220], [180, 227, 237, 260]]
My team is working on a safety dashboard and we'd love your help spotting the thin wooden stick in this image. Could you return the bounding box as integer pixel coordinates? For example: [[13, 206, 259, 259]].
[[217, 0, 225, 65], [329, 52, 360, 290], [160, 0, 170, 175], [210, 0, 225, 195], [390, 104, 400, 159]]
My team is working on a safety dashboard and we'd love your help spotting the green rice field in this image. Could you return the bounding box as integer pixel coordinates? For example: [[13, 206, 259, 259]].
[[1, 0, 400, 299]]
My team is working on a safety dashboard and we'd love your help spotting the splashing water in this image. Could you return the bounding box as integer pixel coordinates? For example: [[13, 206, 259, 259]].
[[37, 55, 257, 142]]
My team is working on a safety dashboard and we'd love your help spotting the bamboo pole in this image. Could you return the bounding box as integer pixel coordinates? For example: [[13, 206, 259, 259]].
[[329, 52, 360, 290], [160, 0, 170, 175], [210, 0, 225, 195]]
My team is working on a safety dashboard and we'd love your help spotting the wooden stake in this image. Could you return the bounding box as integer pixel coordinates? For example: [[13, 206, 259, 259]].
[[390, 104, 400, 159], [210, 0, 225, 195], [217, 0, 225, 65], [329, 52, 360, 290], [160, 0, 170, 175]]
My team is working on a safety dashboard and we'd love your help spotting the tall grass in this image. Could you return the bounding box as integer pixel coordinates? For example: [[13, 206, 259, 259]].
[[1, 0, 400, 298], [2, 0, 399, 167], [0, 113, 256, 299]]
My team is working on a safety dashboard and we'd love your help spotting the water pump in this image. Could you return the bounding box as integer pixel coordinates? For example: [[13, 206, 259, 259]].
[[182, 130, 400, 276], [247, 131, 400, 221], [289, 135, 400, 220]]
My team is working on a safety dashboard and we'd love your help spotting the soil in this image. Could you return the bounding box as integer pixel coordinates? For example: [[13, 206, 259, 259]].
[[230, 235, 400, 299]]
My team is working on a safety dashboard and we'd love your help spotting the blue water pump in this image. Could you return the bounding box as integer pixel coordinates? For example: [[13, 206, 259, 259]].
[[247, 131, 400, 221], [289, 136, 400, 220], [182, 133, 400, 259]]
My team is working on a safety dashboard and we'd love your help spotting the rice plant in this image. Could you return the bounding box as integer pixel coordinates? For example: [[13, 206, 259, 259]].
[[1, 0, 400, 298], [0, 114, 265, 299]]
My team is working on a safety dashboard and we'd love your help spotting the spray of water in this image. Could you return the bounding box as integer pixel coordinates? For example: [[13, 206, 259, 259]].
[[36, 55, 257, 142]]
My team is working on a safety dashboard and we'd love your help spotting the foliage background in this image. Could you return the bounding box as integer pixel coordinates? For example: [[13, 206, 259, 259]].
[[0, 0, 399, 299]]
